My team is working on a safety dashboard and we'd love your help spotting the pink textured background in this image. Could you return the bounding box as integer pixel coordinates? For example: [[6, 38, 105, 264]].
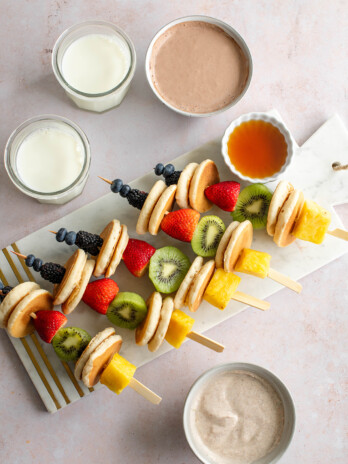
[[0, 1, 347, 463]]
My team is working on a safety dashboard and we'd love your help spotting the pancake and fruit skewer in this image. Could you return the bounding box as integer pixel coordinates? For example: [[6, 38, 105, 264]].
[[49, 219, 129, 278], [216, 220, 302, 293], [267, 180, 348, 247], [135, 292, 224, 353], [10, 249, 93, 314], [0, 287, 161, 403]]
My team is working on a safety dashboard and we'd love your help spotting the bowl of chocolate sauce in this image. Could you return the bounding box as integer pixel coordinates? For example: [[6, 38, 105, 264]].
[[145, 16, 252, 117]]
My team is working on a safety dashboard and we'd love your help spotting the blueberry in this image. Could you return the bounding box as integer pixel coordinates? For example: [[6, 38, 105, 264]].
[[25, 254, 35, 267], [0, 282, 3, 290], [33, 258, 43, 272], [154, 163, 164, 176], [120, 185, 131, 198], [163, 164, 175, 177], [56, 228, 67, 242], [65, 231, 77, 246], [111, 179, 123, 193]]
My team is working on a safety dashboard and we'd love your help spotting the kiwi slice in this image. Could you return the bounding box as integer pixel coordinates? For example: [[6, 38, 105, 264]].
[[149, 246, 191, 293], [52, 327, 91, 362], [232, 183, 272, 229], [191, 215, 226, 257], [107, 292, 147, 329]]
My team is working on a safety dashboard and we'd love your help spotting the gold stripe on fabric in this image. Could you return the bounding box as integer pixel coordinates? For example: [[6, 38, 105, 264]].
[[61, 361, 85, 397], [2, 248, 24, 283]]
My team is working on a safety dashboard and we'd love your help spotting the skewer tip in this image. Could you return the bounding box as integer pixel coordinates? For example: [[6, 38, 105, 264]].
[[48, 230, 57, 234], [10, 251, 27, 259], [98, 176, 113, 185]]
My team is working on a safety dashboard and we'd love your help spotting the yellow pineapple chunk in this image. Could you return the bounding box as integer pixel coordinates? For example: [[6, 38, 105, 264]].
[[235, 248, 271, 279], [165, 310, 194, 349], [204, 268, 241, 310], [100, 353, 136, 394], [293, 200, 331, 244]]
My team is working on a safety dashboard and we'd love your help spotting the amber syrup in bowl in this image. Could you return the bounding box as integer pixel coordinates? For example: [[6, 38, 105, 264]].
[[221, 113, 294, 183]]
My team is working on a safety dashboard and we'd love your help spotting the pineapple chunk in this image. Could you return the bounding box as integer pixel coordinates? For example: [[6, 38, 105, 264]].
[[293, 200, 331, 244], [235, 248, 271, 279], [204, 268, 241, 310], [100, 353, 136, 394], [165, 310, 194, 349]]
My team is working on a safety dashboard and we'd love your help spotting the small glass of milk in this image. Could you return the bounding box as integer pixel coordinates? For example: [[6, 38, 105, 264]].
[[4, 115, 91, 204], [52, 21, 136, 112]]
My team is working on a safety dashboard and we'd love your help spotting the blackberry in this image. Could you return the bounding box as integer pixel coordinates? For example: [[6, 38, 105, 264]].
[[40, 263, 65, 284], [126, 189, 148, 210], [0, 286, 13, 302], [164, 170, 182, 186], [75, 230, 103, 256]]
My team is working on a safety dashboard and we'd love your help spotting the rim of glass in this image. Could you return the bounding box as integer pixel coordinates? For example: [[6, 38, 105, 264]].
[[145, 15, 253, 117], [52, 20, 136, 98], [4, 114, 91, 198]]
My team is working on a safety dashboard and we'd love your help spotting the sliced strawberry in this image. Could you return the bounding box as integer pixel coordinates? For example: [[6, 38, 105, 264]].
[[122, 239, 156, 277], [82, 278, 119, 314], [34, 310, 67, 343], [205, 181, 240, 212], [161, 209, 200, 242]]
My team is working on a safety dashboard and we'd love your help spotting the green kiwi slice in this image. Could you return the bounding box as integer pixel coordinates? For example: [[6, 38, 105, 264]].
[[52, 327, 91, 362], [232, 183, 272, 229], [149, 246, 191, 294], [107, 292, 147, 330], [191, 215, 226, 257]]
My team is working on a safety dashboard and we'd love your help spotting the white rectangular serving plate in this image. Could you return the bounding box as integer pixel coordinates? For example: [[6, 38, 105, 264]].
[[1, 114, 347, 413]]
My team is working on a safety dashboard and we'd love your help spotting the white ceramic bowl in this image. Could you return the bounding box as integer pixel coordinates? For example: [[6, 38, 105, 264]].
[[145, 15, 253, 117], [221, 112, 295, 183], [183, 363, 296, 464]]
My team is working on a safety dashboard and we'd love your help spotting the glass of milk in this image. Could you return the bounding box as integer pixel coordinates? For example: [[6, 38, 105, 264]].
[[52, 21, 136, 112], [4, 115, 91, 204]]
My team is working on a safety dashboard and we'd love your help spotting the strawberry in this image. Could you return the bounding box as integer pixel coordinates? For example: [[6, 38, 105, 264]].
[[122, 239, 156, 277], [161, 209, 200, 242], [82, 278, 119, 314], [34, 310, 67, 343], [205, 181, 240, 212]]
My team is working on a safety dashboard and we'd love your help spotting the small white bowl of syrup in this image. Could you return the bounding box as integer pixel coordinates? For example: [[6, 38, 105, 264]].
[[221, 112, 295, 183]]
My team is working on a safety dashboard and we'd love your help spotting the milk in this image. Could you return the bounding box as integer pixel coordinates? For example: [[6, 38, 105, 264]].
[[16, 127, 84, 193], [61, 34, 131, 95]]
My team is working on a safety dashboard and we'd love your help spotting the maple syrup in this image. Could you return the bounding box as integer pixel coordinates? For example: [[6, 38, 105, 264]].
[[227, 120, 288, 179]]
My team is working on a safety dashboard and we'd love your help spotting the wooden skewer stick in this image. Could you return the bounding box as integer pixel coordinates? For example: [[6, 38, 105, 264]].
[[98, 176, 113, 185], [233, 291, 270, 311], [49, 230, 57, 234], [30, 312, 37, 319], [327, 229, 348, 241], [128, 377, 162, 404], [11, 251, 27, 259], [187, 331, 225, 352], [268, 268, 302, 293]]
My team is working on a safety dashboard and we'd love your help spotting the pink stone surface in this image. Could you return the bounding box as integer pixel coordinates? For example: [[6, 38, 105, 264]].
[[0, 1, 347, 463]]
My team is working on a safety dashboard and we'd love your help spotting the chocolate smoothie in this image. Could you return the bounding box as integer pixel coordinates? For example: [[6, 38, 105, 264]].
[[149, 21, 250, 114]]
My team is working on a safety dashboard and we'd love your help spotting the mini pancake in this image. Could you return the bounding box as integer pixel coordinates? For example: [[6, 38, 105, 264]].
[[105, 224, 129, 278], [136, 180, 166, 235], [74, 327, 116, 381], [215, 221, 240, 269], [7, 289, 53, 338], [187, 260, 215, 312], [189, 159, 220, 213], [176, 162, 198, 209], [0, 282, 39, 329], [53, 249, 87, 306], [148, 297, 174, 352], [82, 334, 123, 388], [148, 184, 177, 235], [174, 256, 204, 310], [94, 220, 121, 277], [62, 259, 95, 315], [274, 189, 304, 247], [135, 292, 162, 346], [224, 220, 253, 273], [267, 180, 294, 236]]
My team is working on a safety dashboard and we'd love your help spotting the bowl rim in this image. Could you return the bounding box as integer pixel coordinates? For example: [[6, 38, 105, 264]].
[[145, 15, 253, 117], [183, 362, 296, 464], [221, 112, 295, 183]]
